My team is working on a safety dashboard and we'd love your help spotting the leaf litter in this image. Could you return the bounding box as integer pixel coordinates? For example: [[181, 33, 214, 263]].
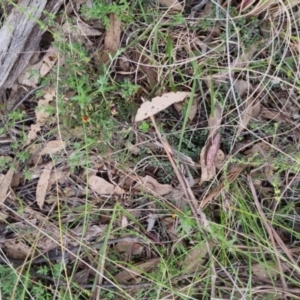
[[1, 1, 300, 298]]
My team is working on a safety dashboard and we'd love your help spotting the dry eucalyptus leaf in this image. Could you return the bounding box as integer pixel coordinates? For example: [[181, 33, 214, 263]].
[[159, 0, 183, 10], [115, 258, 160, 283], [182, 242, 208, 274], [36, 162, 54, 209], [0, 168, 14, 203], [133, 175, 172, 195], [135, 92, 190, 122], [88, 175, 125, 195]]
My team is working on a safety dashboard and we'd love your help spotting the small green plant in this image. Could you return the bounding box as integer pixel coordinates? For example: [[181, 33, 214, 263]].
[[82, 0, 133, 27], [138, 120, 150, 132]]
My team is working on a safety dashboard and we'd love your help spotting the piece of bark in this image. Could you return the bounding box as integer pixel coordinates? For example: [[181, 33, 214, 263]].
[[0, 0, 63, 96]]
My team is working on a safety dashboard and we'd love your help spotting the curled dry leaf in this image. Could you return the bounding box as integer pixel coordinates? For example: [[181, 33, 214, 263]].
[[88, 175, 125, 195], [115, 258, 160, 283], [36, 162, 54, 209], [135, 92, 190, 122], [133, 175, 172, 196]]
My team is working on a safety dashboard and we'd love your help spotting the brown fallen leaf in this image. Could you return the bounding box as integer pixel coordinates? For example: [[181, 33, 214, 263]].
[[88, 175, 125, 195], [115, 258, 160, 283], [0, 168, 14, 203], [135, 92, 190, 122], [133, 175, 172, 196], [36, 162, 54, 209]]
